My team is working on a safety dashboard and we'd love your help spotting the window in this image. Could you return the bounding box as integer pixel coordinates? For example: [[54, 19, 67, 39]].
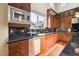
[[38, 15, 44, 22], [30, 12, 37, 24], [30, 10, 45, 28], [38, 15, 45, 28]]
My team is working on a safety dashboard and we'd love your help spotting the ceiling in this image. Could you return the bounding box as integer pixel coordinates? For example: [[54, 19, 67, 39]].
[[31, 3, 79, 15], [53, 3, 79, 13]]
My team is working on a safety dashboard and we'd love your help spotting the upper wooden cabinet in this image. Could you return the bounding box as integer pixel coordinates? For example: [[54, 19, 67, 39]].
[[47, 7, 79, 29], [8, 3, 31, 12], [59, 7, 79, 17], [47, 9, 60, 28], [47, 15, 60, 28], [61, 16, 72, 28], [51, 16, 60, 28], [47, 14, 72, 28], [47, 8, 56, 16]]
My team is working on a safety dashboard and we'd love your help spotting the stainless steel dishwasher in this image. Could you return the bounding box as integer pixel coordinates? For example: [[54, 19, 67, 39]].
[[29, 37, 41, 56]]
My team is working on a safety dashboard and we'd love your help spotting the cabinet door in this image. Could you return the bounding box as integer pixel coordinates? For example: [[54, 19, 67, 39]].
[[52, 16, 56, 28], [51, 34, 58, 45], [8, 3, 31, 12], [9, 42, 17, 56], [66, 16, 72, 28], [46, 34, 58, 48], [48, 34, 53, 48], [9, 40, 29, 56], [16, 40, 29, 56], [56, 18, 61, 28], [52, 16, 60, 28], [40, 36, 47, 52], [61, 16, 72, 28], [46, 35, 50, 48], [61, 17, 66, 28], [47, 15, 52, 28]]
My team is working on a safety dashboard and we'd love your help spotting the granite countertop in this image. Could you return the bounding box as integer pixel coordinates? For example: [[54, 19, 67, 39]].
[[8, 32, 72, 43], [8, 32, 56, 43]]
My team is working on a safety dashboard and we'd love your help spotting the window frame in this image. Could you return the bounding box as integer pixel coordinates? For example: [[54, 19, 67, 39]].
[[30, 10, 45, 28]]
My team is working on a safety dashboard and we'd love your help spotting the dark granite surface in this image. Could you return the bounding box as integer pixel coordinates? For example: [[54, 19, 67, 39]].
[[8, 32, 55, 43]]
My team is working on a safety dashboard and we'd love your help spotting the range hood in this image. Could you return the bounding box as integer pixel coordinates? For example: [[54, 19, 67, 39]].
[[72, 18, 79, 24], [72, 17, 79, 32]]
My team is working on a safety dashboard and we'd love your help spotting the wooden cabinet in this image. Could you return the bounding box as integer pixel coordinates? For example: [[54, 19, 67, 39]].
[[58, 33, 72, 42], [47, 9, 56, 16], [8, 23, 31, 28], [8, 3, 31, 12], [58, 33, 65, 42], [47, 15, 60, 28], [40, 36, 47, 52], [48, 14, 72, 29], [47, 9, 60, 28], [9, 40, 29, 56], [51, 34, 58, 45], [47, 15, 52, 28], [46, 35, 50, 48], [48, 34, 58, 48], [61, 16, 72, 28], [66, 16, 72, 28], [52, 16, 60, 28], [40, 34, 58, 53], [46, 34, 58, 49]]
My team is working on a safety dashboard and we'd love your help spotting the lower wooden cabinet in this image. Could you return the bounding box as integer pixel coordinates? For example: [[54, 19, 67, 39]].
[[9, 33, 66, 56], [47, 34, 58, 48], [58, 33, 72, 42], [40, 34, 58, 53], [51, 34, 58, 45], [9, 40, 29, 56], [40, 36, 47, 52]]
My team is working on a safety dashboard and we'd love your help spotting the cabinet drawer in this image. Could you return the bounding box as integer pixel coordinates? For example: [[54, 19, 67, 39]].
[[16, 40, 29, 45], [17, 45, 29, 50], [16, 49, 29, 56]]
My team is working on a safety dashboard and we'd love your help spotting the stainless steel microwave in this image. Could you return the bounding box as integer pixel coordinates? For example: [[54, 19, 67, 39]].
[[8, 6, 30, 23]]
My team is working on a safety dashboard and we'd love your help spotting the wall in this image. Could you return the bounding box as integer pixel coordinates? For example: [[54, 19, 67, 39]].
[[55, 3, 79, 13], [31, 3, 51, 28], [0, 3, 8, 56], [31, 3, 51, 15]]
